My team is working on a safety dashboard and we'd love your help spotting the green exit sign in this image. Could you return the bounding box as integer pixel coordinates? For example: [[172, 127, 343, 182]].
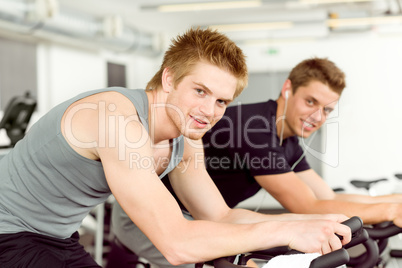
[[267, 48, 279, 55]]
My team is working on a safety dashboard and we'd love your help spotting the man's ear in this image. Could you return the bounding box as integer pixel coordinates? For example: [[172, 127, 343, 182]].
[[161, 67, 174, 93], [281, 79, 292, 99]]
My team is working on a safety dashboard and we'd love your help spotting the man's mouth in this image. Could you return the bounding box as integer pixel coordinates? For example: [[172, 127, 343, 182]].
[[302, 119, 315, 130], [191, 115, 209, 127]]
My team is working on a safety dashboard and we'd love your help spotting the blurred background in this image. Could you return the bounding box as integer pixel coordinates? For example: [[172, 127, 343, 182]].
[[1, 0, 402, 265]]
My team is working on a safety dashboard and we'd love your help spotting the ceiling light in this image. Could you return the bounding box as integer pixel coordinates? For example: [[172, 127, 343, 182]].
[[327, 16, 402, 28], [209, 21, 294, 32], [300, 0, 373, 4], [157, 1, 262, 12], [242, 37, 318, 46]]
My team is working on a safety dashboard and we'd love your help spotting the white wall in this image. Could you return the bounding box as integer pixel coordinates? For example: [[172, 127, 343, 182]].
[[0, 37, 159, 146], [36, 42, 159, 115], [239, 32, 402, 192], [36, 44, 104, 114]]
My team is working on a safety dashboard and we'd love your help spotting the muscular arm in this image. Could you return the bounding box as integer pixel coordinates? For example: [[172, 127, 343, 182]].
[[101, 125, 351, 264], [335, 192, 402, 204], [297, 169, 402, 203], [167, 139, 351, 258], [68, 92, 350, 264], [169, 140, 347, 224], [256, 169, 402, 226]]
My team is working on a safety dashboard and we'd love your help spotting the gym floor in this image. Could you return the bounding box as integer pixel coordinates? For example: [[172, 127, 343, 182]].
[[384, 236, 402, 268]]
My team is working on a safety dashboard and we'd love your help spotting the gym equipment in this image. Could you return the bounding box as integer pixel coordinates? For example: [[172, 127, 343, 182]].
[[198, 216, 373, 268], [0, 91, 36, 148]]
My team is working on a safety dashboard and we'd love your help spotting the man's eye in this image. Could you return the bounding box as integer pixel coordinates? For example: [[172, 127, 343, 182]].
[[306, 99, 314, 105], [217, 99, 227, 106], [324, 108, 333, 115], [196, 89, 205, 95]]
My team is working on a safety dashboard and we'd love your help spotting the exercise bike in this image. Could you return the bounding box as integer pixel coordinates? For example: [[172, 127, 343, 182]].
[[199, 216, 376, 268]]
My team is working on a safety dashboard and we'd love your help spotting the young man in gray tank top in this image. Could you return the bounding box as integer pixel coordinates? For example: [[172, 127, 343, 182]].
[[0, 28, 351, 268]]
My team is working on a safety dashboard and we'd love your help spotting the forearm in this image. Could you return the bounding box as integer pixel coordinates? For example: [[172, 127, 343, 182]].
[[215, 207, 344, 224], [164, 217, 347, 265], [335, 192, 402, 204], [167, 219, 288, 264], [291, 199, 397, 225]]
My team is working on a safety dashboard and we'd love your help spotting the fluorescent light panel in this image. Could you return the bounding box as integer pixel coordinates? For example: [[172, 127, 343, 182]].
[[157, 1, 262, 12], [155, 0, 373, 12], [210, 21, 294, 32], [327, 16, 402, 27], [300, 0, 373, 3], [209, 15, 402, 32]]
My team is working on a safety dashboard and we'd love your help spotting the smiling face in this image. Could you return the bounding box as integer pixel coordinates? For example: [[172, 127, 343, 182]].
[[284, 80, 340, 139], [165, 61, 237, 140]]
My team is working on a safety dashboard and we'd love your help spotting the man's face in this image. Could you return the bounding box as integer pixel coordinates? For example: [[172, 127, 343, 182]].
[[285, 80, 340, 138], [165, 61, 237, 140]]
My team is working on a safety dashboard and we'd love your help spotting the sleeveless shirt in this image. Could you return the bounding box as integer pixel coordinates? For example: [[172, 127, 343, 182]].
[[0, 87, 184, 238]]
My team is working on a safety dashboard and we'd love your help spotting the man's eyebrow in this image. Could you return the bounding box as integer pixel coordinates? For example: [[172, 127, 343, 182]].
[[309, 95, 335, 109], [194, 82, 233, 102], [194, 82, 212, 94]]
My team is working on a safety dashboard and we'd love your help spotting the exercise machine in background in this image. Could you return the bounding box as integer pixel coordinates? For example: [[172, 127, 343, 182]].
[[0, 91, 37, 149]]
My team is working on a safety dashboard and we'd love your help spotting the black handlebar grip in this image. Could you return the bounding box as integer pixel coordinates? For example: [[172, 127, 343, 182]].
[[309, 248, 349, 268], [366, 224, 402, 239], [342, 216, 363, 234]]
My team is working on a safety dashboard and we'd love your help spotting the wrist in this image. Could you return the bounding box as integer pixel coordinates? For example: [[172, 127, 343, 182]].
[[387, 203, 399, 223], [259, 221, 292, 248]]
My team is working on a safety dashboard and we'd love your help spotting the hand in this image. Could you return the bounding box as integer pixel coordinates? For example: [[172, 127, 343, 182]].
[[285, 219, 351, 255]]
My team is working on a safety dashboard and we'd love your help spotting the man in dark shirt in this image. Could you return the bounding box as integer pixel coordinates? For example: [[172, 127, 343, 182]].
[[195, 57, 402, 226], [201, 99, 310, 208]]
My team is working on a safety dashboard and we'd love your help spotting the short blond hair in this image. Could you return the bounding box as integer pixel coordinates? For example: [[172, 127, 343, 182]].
[[146, 27, 248, 99]]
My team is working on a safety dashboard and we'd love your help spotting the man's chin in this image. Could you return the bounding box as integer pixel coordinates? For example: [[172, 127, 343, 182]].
[[183, 130, 208, 140], [186, 133, 205, 141], [300, 130, 315, 139]]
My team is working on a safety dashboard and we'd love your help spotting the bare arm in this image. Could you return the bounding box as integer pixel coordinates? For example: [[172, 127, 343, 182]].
[[335, 192, 402, 204], [63, 92, 350, 265], [167, 139, 351, 258], [169, 140, 348, 224], [256, 169, 402, 226], [100, 125, 352, 264], [297, 169, 402, 203]]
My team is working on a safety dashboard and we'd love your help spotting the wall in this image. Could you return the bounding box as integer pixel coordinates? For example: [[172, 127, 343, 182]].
[[36, 43, 159, 115], [0, 35, 159, 146]]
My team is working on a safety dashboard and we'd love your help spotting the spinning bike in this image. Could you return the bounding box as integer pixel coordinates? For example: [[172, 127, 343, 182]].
[[198, 216, 375, 268]]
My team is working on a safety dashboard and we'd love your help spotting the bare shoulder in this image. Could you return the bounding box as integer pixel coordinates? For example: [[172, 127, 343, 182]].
[[61, 90, 144, 160], [84, 91, 138, 115], [63, 91, 139, 120]]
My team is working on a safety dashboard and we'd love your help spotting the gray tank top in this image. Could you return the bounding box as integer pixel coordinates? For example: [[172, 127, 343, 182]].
[[0, 87, 184, 238]]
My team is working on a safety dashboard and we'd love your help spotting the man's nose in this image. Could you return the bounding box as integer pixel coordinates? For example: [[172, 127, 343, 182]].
[[200, 100, 214, 117], [310, 109, 323, 123]]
